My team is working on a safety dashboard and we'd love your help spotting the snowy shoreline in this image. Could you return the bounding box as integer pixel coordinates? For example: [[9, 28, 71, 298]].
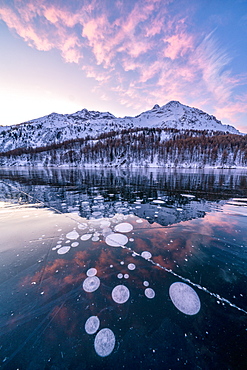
[[0, 163, 246, 170]]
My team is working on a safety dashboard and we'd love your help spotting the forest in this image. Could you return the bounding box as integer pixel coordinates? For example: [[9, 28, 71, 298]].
[[0, 127, 246, 167]]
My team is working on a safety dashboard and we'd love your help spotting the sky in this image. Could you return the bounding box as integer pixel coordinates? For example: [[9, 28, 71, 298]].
[[0, 0, 247, 132]]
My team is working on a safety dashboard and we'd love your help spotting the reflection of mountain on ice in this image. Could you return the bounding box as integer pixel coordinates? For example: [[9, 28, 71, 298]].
[[0, 168, 240, 227]]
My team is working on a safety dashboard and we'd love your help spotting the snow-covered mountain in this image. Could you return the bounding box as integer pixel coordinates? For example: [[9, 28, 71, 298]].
[[0, 101, 240, 152]]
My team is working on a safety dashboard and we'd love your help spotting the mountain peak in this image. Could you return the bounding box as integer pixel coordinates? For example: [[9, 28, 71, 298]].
[[165, 100, 182, 106], [152, 104, 160, 110]]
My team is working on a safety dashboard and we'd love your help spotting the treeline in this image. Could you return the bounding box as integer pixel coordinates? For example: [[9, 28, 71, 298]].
[[0, 127, 246, 167]]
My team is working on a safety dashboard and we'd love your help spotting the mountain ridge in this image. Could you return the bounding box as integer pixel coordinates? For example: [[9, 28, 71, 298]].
[[0, 101, 240, 153]]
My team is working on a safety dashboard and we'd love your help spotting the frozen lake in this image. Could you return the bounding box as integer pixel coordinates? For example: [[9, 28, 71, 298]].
[[0, 168, 247, 369]]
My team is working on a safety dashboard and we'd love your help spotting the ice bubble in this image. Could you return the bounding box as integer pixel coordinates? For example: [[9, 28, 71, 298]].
[[124, 274, 129, 279], [145, 288, 155, 299], [117, 273, 123, 279], [92, 211, 102, 217], [153, 199, 165, 204], [127, 263, 136, 271], [92, 236, 100, 242], [129, 238, 134, 242], [52, 245, 61, 250], [114, 222, 133, 233], [100, 220, 111, 228], [83, 276, 100, 293], [136, 219, 143, 223], [169, 282, 201, 315], [94, 328, 115, 357], [102, 228, 112, 237], [112, 285, 130, 304], [105, 233, 128, 247], [86, 268, 97, 277], [66, 230, 79, 240], [141, 251, 152, 260], [78, 223, 88, 230], [81, 234, 92, 241], [71, 242, 79, 248], [57, 246, 71, 255], [143, 281, 149, 287], [85, 316, 100, 335]]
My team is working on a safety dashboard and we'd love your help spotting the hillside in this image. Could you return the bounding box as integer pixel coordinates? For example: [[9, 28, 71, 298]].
[[0, 127, 246, 168]]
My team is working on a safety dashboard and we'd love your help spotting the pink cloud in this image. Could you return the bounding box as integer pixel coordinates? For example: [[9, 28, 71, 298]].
[[82, 65, 111, 85], [214, 97, 247, 123], [163, 32, 194, 60], [0, 6, 54, 51], [43, 6, 79, 28], [0, 0, 246, 129], [0, 2, 84, 65], [118, 39, 152, 58], [144, 15, 165, 37], [189, 34, 233, 103], [137, 60, 163, 83]]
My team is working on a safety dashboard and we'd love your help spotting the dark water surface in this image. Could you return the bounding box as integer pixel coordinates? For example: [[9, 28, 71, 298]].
[[0, 168, 247, 369]]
